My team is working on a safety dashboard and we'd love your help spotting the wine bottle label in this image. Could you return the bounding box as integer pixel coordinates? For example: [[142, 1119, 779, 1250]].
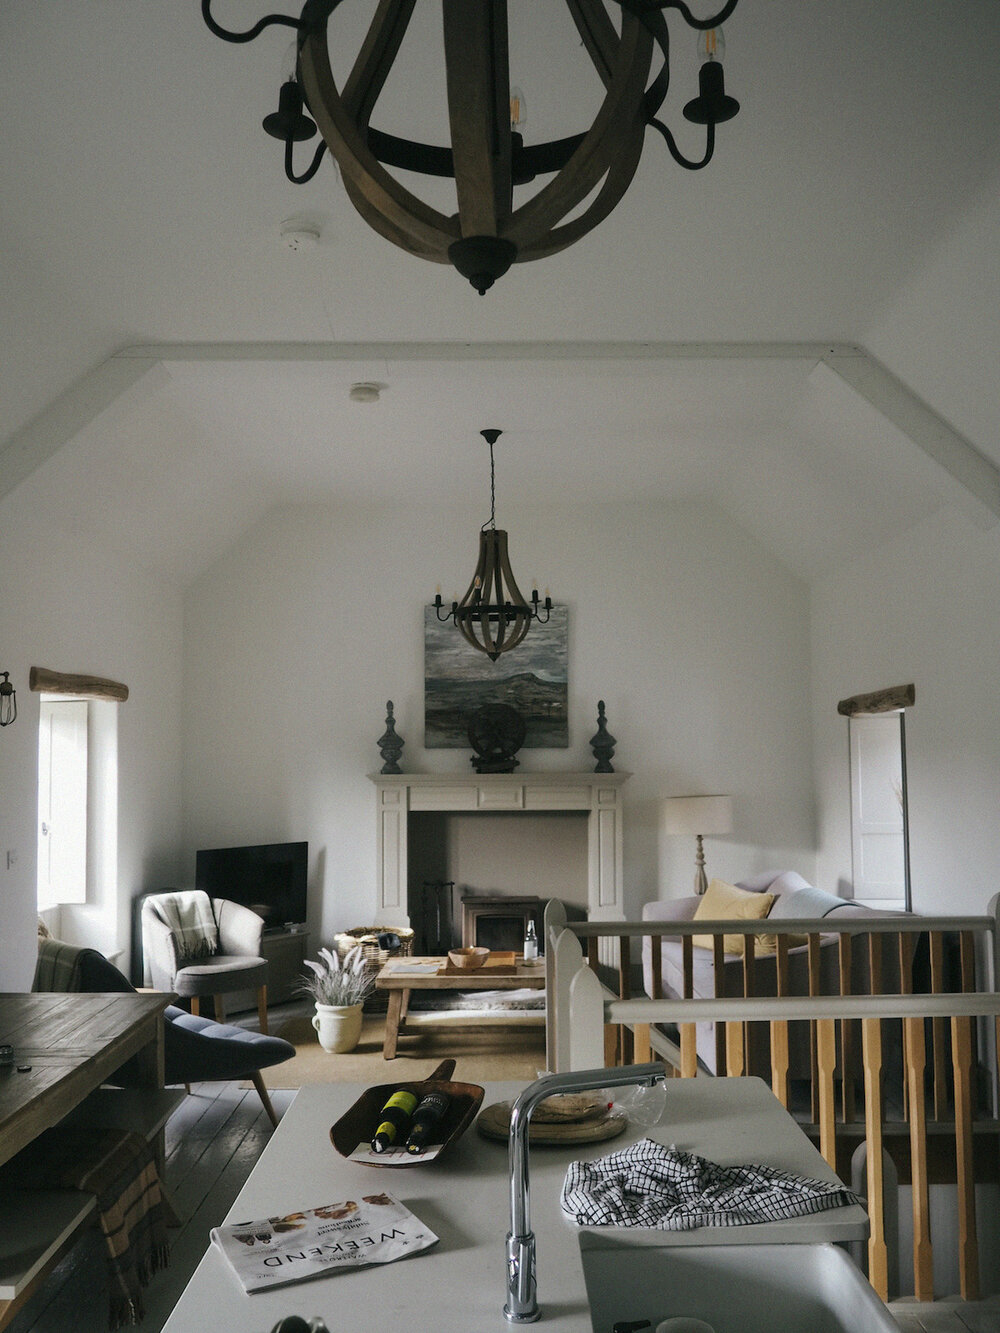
[[382, 1091, 418, 1115], [413, 1092, 449, 1116]]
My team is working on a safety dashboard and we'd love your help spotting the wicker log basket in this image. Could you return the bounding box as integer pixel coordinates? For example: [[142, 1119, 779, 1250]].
[[333, 925, 414, 1011]]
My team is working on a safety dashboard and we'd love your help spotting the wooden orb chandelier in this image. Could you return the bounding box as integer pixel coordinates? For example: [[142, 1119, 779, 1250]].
[[203, 0, 740, 292]]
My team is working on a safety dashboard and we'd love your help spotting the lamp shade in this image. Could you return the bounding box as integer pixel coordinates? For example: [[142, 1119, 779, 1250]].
[[662, 795, 733, 837]]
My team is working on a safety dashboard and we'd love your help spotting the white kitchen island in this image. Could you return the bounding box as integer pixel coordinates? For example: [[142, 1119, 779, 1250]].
[[161, 1076, 873, 1333]]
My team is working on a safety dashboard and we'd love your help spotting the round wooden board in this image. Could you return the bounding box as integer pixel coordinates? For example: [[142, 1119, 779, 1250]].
[[475, 1101, 628, 1145]]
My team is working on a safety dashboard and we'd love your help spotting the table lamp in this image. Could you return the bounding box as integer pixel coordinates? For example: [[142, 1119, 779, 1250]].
[[662, 795, 734, 895]]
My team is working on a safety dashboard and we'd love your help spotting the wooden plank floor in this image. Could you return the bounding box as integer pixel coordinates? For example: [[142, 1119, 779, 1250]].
[[6, 1080, 294, 1333], [6, 1074, 1000, 1332]]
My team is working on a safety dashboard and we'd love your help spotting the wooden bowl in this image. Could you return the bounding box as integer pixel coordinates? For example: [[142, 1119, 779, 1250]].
[[330, 1059, 484, 1167], [447, 946, 490, 970]]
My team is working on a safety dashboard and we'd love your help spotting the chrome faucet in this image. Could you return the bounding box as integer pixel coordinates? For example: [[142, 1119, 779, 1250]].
[[504, 1063, 667, 1324]]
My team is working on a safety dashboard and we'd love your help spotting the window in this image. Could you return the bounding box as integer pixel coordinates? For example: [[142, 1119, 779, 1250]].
[[37, 698, 89, 909], [36, 694, 119, 916]]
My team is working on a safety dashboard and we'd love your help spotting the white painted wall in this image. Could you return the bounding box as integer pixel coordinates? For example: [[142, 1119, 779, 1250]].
[[181, 499, 815, 946], [0, 470, 184, 987], [811, 506, 1000, 915]]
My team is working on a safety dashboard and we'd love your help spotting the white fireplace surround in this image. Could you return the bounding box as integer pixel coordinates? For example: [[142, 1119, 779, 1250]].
[[369, 771, 630, 935]]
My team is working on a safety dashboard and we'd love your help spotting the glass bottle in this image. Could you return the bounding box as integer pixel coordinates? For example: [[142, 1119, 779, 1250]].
[[405, 1090, 451, 1153], [371, 1089, 418, 1152], [523, 918, 538, 961]]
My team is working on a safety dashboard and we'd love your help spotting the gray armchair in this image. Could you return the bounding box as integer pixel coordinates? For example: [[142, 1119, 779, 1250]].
[[141, 891, 269, 1030]]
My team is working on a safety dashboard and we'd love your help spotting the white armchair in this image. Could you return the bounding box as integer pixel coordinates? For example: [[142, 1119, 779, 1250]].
[[140, 891, 269, 1030]]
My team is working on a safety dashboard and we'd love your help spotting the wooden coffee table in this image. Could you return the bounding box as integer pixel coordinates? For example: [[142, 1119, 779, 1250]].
[[375, 954, 545, 1058]]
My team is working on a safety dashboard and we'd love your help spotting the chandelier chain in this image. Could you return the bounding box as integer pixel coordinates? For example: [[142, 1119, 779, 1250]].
[[488, 438, 496, 532]]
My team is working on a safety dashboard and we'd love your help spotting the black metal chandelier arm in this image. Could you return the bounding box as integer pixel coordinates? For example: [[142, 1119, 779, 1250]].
[[612, 0, 739, 29], [201, 0, 302, 43], [647, 116, 715, 169], [284, 135, 327, 183], [633, 8, 672, 122]]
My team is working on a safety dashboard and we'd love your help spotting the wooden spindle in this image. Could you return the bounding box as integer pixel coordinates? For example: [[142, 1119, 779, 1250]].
[[743, 932, 758, 1076], [903, 1015, 933, 1301], [839, 933, 855, 1122], [816, 1018, 837, 1171], [929, 931, 948, 1119], [898, 931, 912, 1122], [618, 934, 633, 1065], [681, 1022, 698, 1079], [587, 936, 599, 972], [862, 1016, 889, 1302], [808, 933, 821, 1123], [952, 1013, 980, 1300], [713, 935, 726, 1075], [868, 931, 883, 995], [651, 932, 664, 1000], [726, 1017, 745, 1077], [771, 935, 790, 1108]]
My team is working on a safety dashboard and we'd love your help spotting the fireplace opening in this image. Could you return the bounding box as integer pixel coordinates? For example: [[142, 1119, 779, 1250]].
[[462, 894, 542, 952], [406, 810, 589, 954]]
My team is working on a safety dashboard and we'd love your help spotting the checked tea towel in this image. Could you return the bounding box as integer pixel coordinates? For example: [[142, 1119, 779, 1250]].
[[561, 1138, 861, 1230]]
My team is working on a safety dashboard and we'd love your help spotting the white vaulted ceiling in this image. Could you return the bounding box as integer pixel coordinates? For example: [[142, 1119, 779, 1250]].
[[2, 1, 999, 585]]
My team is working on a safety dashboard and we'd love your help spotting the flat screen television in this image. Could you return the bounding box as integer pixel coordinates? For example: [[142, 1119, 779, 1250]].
[[195, 841, 307, 933]]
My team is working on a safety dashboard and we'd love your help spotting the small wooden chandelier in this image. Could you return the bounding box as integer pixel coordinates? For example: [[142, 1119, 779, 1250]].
[[434, 430, 551, 661], [202, 0, 740, 292]]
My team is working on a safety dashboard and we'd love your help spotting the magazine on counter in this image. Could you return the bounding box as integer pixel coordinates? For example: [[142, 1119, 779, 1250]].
[[210, 1194, 439, 1293]]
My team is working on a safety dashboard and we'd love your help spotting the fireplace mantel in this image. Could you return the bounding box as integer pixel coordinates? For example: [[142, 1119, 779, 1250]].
[[369, 771, 631, 930]]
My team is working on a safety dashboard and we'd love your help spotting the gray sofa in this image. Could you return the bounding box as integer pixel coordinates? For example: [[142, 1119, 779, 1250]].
[[640, 871, 917, 1076]]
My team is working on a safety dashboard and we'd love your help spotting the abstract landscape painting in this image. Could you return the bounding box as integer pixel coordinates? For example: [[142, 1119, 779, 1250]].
[[424, 604, 568, 748]]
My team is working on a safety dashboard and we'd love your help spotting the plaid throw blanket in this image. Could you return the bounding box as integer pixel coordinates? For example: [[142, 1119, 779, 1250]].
[[561, 1138, 861, 1230], [32, 937, 88, 991], [5, 1127, 169, 1328], [153, 889, 218, 962]]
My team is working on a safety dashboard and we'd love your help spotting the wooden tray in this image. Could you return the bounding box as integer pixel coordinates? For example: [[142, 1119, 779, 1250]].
[[329, 1059, 484, 1167], [475, 1101, 628, 1146], [438, 951, 520, 977]]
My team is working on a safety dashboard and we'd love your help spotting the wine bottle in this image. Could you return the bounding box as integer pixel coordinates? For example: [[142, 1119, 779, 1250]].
[[405, 1091, 451, 1154], [370, 1089, 418, 1152], [523, 918, 538, 961]]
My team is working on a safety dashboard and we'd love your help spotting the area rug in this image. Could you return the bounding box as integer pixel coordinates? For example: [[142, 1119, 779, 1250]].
[[247, 1014, 546, 1089]]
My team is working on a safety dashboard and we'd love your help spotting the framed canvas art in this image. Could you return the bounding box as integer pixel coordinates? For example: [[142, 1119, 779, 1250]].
[[424, 604, 568, 748]]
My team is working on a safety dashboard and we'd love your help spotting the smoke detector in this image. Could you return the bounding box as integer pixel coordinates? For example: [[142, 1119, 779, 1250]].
[[279, 218, 321, 251], [349, 382, 382, 404]]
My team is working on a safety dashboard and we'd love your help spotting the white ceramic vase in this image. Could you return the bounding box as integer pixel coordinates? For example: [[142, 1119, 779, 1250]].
[[312, 1002, 364, 1053]]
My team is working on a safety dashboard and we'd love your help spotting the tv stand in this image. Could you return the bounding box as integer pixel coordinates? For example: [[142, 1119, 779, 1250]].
[[232, 926, 310, 1012]]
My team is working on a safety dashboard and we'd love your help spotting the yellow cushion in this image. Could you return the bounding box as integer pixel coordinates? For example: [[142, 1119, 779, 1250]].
[[755, 927, 810, 955], [692, 879, 775, 955]]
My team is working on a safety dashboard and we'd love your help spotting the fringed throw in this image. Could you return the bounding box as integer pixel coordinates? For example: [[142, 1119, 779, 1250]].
[[152, 889, 219, 962], [5, 1127, 170, 1329]]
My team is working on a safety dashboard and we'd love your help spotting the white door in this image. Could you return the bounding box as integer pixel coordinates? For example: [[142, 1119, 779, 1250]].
[[849, 712, 908, 909]]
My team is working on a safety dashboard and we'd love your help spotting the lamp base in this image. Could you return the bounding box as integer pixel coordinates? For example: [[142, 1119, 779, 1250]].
[[694, 833, 708, 896]]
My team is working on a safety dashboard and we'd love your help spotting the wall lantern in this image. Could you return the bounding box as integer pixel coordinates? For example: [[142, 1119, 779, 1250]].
[[0, 671, 16, 727], [202, 0, 740, 293]]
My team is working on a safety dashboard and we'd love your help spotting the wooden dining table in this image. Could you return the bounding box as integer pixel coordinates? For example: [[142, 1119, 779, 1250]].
[[0, 991, 170, 1169], [0, 991, 174, 1330]]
